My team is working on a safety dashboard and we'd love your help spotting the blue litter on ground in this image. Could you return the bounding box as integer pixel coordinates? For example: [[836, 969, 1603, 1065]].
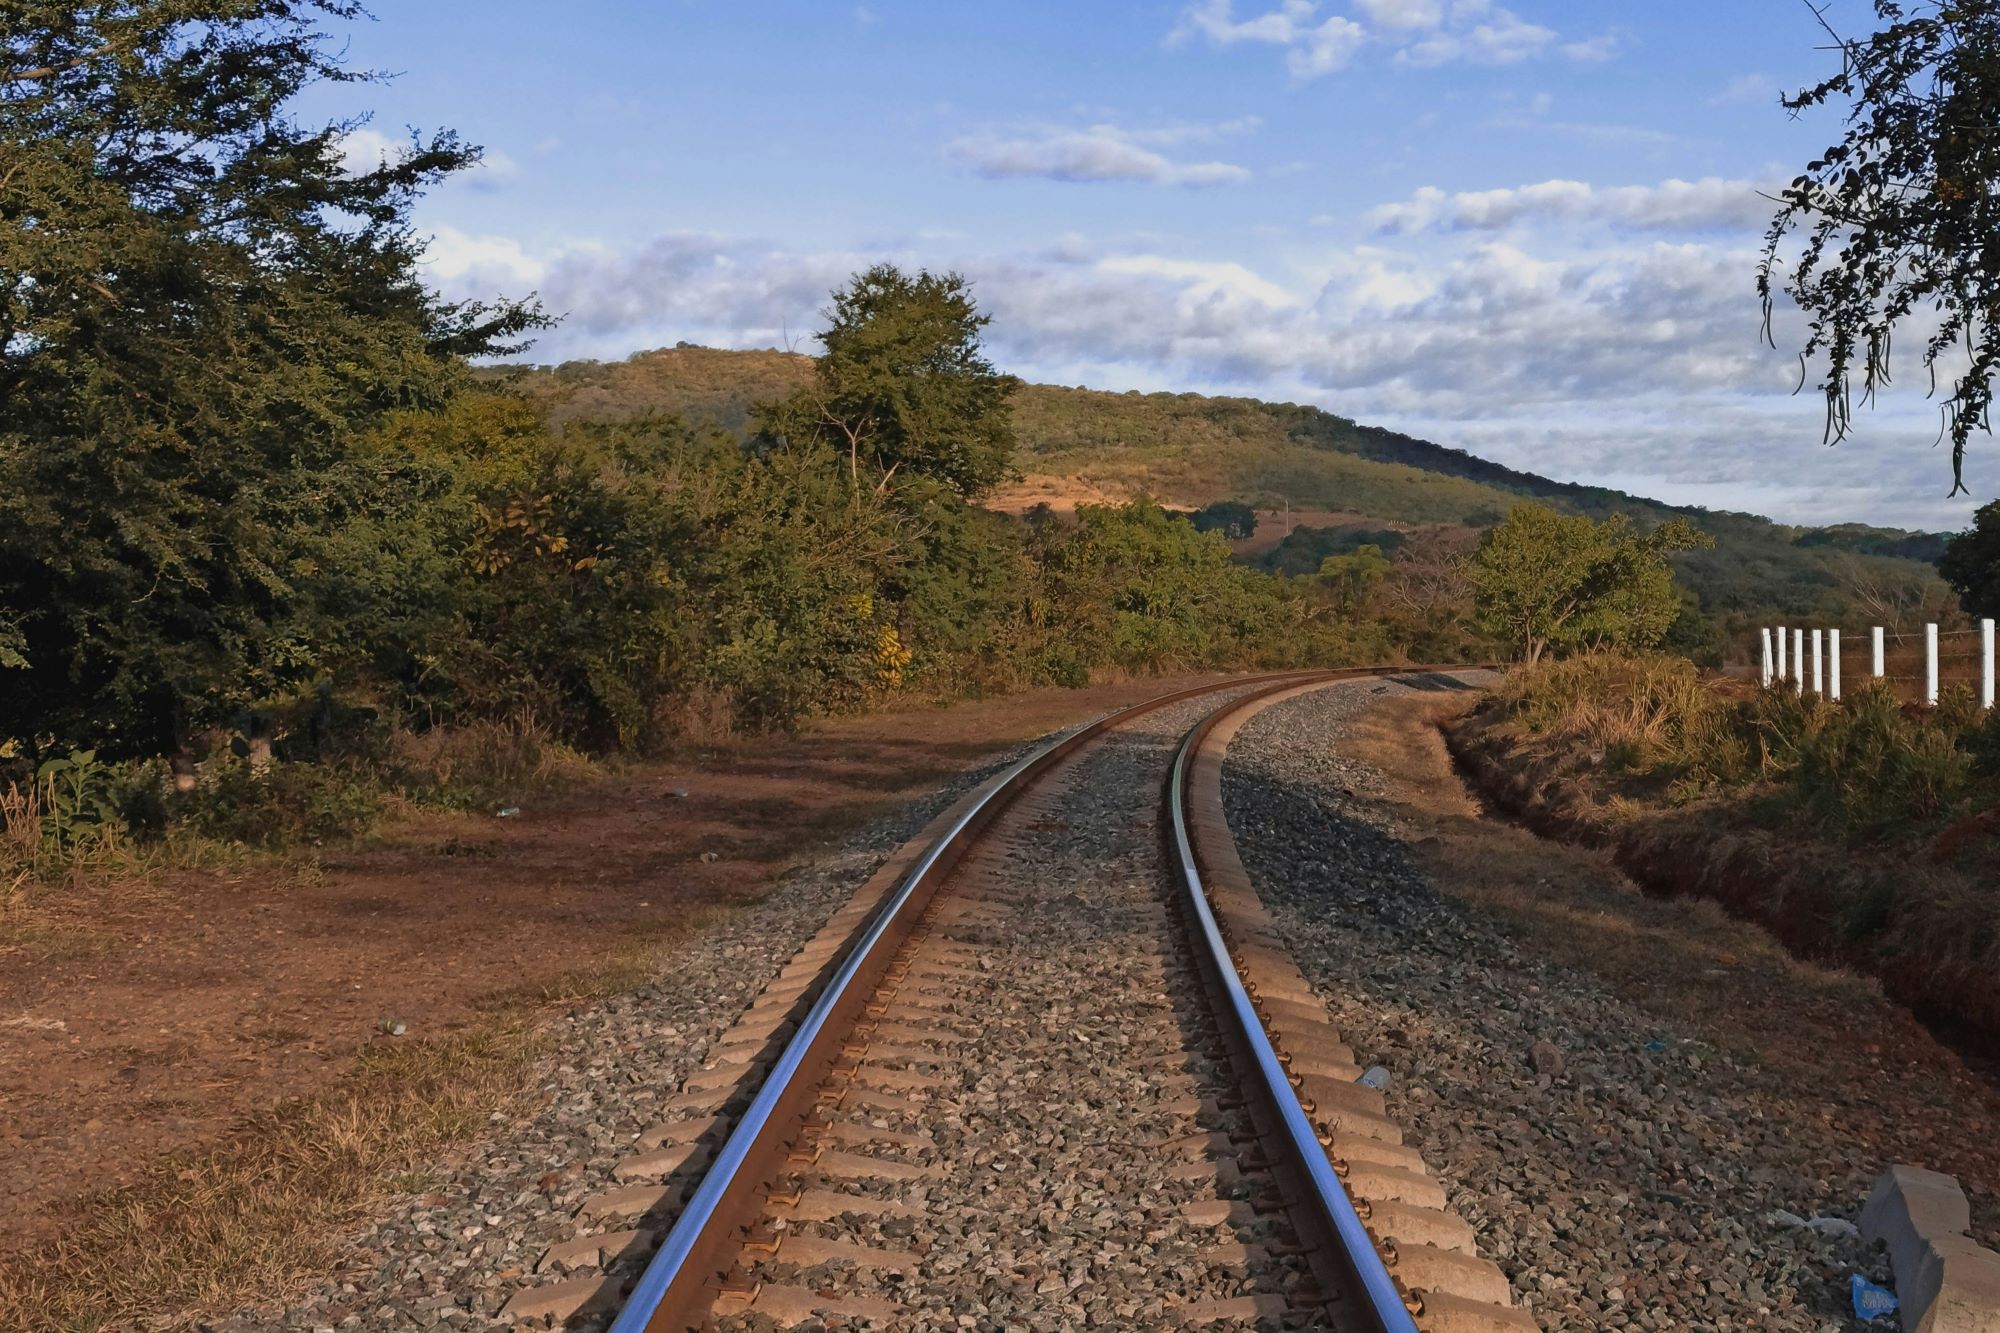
[[1850, 1273, 1898, 1321], [1643, 1040, 1669, 1053]]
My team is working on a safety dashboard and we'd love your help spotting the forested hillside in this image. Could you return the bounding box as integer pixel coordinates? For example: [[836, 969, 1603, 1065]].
[[503, 345, 1956, 646]]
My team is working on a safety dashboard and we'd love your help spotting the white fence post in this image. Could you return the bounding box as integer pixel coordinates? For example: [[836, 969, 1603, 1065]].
[[1760, 628, 1774, 687], [1830, 629, 1842, 700], [1984, 618, 1996, 710], [1872, 626, 1886, 679], [1811, 629, 1824, 696], [1794, 628, 1805, 696], [1777, 624, 1788, 681], [1926, 622, 1940, 705]]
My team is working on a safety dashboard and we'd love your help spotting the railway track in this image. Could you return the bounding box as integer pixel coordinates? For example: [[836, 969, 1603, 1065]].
[[501, 671, 1530, 1332]]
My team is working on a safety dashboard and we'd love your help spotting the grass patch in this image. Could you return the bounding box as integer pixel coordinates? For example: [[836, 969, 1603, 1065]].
[[0, 1025, 542, 1330]]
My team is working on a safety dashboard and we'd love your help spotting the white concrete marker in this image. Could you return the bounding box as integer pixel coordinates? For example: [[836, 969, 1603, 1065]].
[[1793, 628, 1805, 696], [1830, 628, 1842, 701], [1760, 628, 1774, 687], [1811, 629, 1824, 696], [1873, 626, 1886, 679], [1777, 624, 1788, 681], [1985, 619, 1996, 710], [1926, 622, 1940, 706]]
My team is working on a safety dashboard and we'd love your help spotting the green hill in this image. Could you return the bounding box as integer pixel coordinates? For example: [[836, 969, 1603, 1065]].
[[495, 345, 1953, 631]]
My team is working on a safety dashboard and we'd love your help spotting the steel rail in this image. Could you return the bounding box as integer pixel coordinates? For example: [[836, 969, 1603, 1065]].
[[1166, 676, 1424, 1333], [610, 671, 1332, 1332]]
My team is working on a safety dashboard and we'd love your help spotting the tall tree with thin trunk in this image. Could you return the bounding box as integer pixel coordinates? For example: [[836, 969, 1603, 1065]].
[[0, 2, 545, 756]]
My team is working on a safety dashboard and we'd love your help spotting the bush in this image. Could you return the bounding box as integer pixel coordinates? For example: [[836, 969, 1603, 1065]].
[[1498, 652, 2000, 836], [172, 760, 380, 850]]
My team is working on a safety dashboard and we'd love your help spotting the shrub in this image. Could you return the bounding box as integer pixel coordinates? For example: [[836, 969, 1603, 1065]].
[[172, 760, 380, 850], [1498, 652, 2000, 838]]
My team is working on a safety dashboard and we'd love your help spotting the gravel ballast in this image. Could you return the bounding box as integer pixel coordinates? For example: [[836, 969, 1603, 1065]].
[[244, 734, 1069, 1332], [706, 686, 1311, 1330], [1221, 675, 1881, 1333]]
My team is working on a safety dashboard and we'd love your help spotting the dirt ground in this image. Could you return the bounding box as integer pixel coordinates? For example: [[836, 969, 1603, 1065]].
[[0, 674, 1236, 1264], [1350, 692, 2000, 1239]]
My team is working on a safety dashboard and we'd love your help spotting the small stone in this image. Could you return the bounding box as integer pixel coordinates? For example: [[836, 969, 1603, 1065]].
[[1529, 1040, 1564, 1078]]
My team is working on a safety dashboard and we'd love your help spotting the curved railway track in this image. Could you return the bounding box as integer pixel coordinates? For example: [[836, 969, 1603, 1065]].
[[503, 670, 1530, 1332]]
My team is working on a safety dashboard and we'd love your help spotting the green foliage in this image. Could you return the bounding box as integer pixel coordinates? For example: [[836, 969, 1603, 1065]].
[[1471, 505, 1712, 664], [503, 347, 1957, 658], [1762, 682, 1975, 833], [755, 265, 1019, 498], [173, 760, 380, 850], [35, 750, 121, 850], [1939, 499, 2000, 619], [1316, 545, 1393, 616], [1500, 653, 2000, 836], [1258, 525, 1406, 577], [1031, 498, 1321, 676], [1190, 500, 1257, 540], [1760, 0, 2000, 490], [0, 0, 544, 760]]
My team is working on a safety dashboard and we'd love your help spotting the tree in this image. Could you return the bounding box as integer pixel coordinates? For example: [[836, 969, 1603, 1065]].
[[1760, 0, 2000, 491], [756, 265, 1018, 499], [1836, 550, 1965, 629], [1939, 500, 2000, 617], [0, 2, 543, 758], [1384, 527, 1478, 627], [1191, 499, 1258, 540], [1315, 545, 1392, 616], [1470, 504, 1712, 664]]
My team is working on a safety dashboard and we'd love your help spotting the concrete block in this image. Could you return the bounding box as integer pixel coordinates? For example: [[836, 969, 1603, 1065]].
[[1907, 1232, 2000, 1333], [1392, 1240, 1512, 1306], [498, 1275, 623, 1325], [1863, 1165, 1972, 1283], [1416, 1290, 1540, 1333]]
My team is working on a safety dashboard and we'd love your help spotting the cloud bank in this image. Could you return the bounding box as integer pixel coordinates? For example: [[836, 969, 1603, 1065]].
[[948, 122, 1254, 187], [1171, 0, 1613, 77], [1367, 177, 1775, 234], [423, 206, 1980, 529]]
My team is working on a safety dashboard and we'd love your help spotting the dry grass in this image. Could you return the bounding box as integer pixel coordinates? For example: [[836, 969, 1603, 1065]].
[[0, 782, 37, 903], [1347, 692, 1891, 1070], [0, 781, 182, 897], [1453, 664, 2000, 1045], [0, 912, 712, 1330], [0, 1027, 540, 1330], [384, 715, 600, 812]]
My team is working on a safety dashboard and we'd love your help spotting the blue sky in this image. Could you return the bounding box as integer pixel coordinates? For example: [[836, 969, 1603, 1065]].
[[308, 2, 1982, 530]]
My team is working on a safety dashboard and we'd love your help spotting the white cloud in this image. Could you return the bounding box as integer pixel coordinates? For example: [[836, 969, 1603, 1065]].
[[948, 122, 1253, 187], [1173, 0, 1611, 76], [1367, 176, 1773, 234], [1354, 0, 1443, 30], [1398, 2, 1554, 66], [337, 128, 400, 177], [1291, 16, 1367, 75], [422, 226, 547, 288], [1096, 256, 1298, 308], [338, 128, 518, 189], [1710, 72, 1778, 106]]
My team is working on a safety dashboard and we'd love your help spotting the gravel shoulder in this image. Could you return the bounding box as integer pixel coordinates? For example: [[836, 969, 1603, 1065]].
[[1221, 676, 2000, 1332]]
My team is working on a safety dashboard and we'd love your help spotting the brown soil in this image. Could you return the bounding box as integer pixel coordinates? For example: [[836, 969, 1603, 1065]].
[[0, 673, 1236, 1263], [1349, 692, 2000, 1234]]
